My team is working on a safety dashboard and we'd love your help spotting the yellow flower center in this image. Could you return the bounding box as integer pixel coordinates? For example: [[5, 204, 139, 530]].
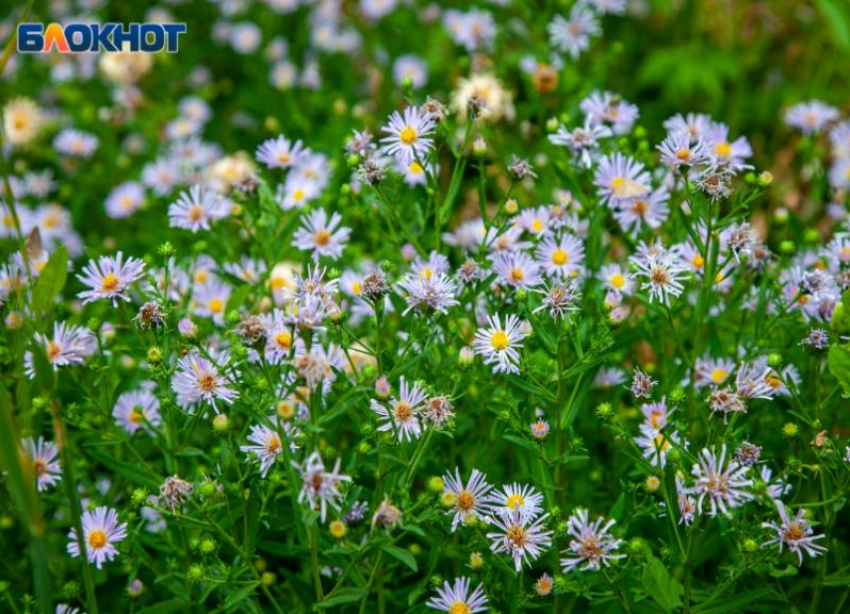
[[293, 188, 305, 201], [532, 219, 544, 233], [275, 330, 292, 349], [314, 229, 331, 246], [87, 529, 107, 549], [394, 402, 413, 421], [784, 523, 805, 542], [399, 126, 417, 145], [47, 340, 62, 361], [649, 410, 664, 429], [457, 490, 475, 511], [278, 401, 295, 419], [351, 281, 362, 295], [277, 152, 291, 164], [491, 330, 509, 350], [188, 205, 205, 222], [715, 142, 731, 157], [551, 249, 568, 266], [611, 273, 625, 289], [409, 162, 423, 174], [198, 373, 217, 392], [710, 368, 728, 384], [209, 298, 223, 314], [692, 254, 704, 269], [449, 602, 470, 614], [100, 272, 119, 292], [507, 493, 524, 509]]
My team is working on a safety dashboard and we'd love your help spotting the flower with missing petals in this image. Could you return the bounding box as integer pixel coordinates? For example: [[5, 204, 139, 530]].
[[294, 451, 352, 523], [22, 437, 62, 492], [560, 508, 625, 572], [691, 445, 753, 517], [487, 508, 553, 572], [762, 500, 826, 565]]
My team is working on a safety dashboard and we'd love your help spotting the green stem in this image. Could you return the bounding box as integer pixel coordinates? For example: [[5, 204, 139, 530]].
[[54, 406, 100, 614], [310, 522, 325, 609]]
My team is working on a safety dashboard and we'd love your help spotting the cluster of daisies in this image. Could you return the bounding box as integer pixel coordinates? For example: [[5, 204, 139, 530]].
[[441, 467, 624, 576]]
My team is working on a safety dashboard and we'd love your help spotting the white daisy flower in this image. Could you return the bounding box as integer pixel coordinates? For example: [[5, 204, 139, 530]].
[[168, 185, 231, 232], [294, 451, 352, 523], [598, 263, 634, 295], [24, 322, 97, 379], [487, 508, 553, 572], [472, 313, 525, 375], [490, 482, 545, 520], [371, 376, 428, 442], [241, 423, 299, 477], [535, 234, 585, 279], [442, 467, 495, 531], [105, 181, 145, 218], [22, 437, 62, 492], [292, 209, 351, 260], [560, 508, 625, 572], [492, 251, 541, 289], [426, 577, 488, 614], [77, 251, 146, 306], [380, 106, 436, 165], [192, 279, 232, 325], [112, 386, 162, 436], [691, 445, 753, 517], [172, 350, 238, 412], [762, 500, 826, 565], [67, 506, 128, 569], [255, 134, 305, 169]]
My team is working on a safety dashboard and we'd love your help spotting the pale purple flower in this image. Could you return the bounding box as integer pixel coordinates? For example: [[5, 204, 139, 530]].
[[691, 445, 753, 517], [67, 506, 128, 569], [762, 500, 826, 565], [560, 508, 625, 572], [77, 252, 146, 306]]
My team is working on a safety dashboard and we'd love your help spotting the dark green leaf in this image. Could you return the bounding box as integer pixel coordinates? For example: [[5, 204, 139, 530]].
[[384, 544, 418, 572], [32, 246, 68, 314]]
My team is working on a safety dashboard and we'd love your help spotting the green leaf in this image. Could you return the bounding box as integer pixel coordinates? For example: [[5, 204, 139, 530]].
[[506, 374, 557, 402], [827, 343, 850, 398], [135, 599, 191, 614], [383, 544, 418, 572], [321, 587, 367, 608], [223, 581, 261, 611], [226, 283, 253, 316], [641, 554, 683, 613], [32, 246, 68, 314], [83, 447, 161, 488], [502, 434, 536, 451], [693, 588, 782, 614], [816, 0, 850, 49]]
